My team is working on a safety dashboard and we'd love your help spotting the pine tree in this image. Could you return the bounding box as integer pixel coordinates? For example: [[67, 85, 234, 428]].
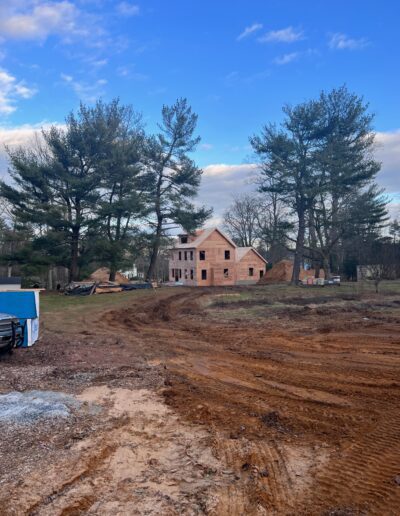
[[1, 100, 131, 281], [144, 98, 211, 281]]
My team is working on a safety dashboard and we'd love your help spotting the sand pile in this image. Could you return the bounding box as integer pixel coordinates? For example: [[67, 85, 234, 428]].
[[89, 267, 130, 284], [258, 260, 324, 284]]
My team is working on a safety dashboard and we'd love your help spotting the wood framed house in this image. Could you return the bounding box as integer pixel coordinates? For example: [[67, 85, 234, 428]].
[[169, 227, 267, 287]]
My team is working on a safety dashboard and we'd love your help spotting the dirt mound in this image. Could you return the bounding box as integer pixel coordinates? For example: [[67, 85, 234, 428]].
[[258, 260, 324, 284], [88, 267, 130, 284]]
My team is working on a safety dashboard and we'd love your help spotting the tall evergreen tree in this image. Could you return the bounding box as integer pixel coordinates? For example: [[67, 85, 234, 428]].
[[143, 98, 211, 281], [1, 100, 131, 281], [93, 107, 146, 281], [310, 87, 384, 277], [250, 99, 323, 283], [251, 86, 386, 282]]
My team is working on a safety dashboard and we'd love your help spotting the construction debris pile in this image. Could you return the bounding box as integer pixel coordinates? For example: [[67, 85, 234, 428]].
[[65, 268, 153, 296]]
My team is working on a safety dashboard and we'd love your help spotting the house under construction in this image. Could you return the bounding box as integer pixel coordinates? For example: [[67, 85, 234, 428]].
[[169, 227, 267, 286]]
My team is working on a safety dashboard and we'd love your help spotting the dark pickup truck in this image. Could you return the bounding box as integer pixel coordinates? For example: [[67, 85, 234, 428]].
[[0, 313, 24, 355]]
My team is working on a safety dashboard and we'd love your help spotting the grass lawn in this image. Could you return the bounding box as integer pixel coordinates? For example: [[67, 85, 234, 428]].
[[39, 287, 185, 332]]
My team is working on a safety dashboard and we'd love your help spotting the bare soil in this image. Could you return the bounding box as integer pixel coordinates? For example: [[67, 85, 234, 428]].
[[1, 284, 400, 515]]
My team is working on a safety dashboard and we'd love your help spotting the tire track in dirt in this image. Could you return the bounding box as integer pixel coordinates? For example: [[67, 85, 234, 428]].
[[94, 288, 400, 514], [4, 385, 227, 516]]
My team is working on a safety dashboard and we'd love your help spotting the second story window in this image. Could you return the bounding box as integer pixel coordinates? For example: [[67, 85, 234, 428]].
[[184, 251, 187, 260], [199, 250, 206, 260], [224, 250, 230, 260], [180, 236, 188, 244], [190, 251, 193, 260], [178, 251, 182, 260]]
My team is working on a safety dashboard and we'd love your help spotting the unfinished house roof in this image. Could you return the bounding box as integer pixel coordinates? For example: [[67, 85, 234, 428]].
[[173, 227, 237, 249], [236, 247, 268, 264]]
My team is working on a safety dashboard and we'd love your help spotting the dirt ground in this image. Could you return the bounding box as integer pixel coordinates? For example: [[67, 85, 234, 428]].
[[1, 283, 400, 515]]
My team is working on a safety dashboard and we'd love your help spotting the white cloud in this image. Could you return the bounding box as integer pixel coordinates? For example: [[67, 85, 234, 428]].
[[375, 130, 400, 193], [198, 132, 400, 218], [0, 1, 110, 48], [198, 163, 258, 217], [258, 26, 304, 44], [1, 128, 398, 221], [0, 1, 91, 42], [237, 23, 263, 41], [200, 143, 213, 151], [0, 68, 37, 115], [328, 33, 369, 50], [274, 52, 299, 65], [61, 73, 107, 102], [0, 122, 64, 179], [117, 2, 140, 16]]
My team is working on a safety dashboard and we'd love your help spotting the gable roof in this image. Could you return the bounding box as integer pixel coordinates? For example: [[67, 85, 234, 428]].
[[173, 227, 237, 249], [236, 246, 268, 264]]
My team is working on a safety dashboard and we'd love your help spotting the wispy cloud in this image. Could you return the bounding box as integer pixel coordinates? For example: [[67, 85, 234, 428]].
[[200, 143, 214, 151], [117, 2, 140, 16], [273, 48, 318, 65], [117, 65, 149, 81], [61, 73, 107, 103], [274, 52, 299, 65], [237, 23, 263, 41], [328, 33, 369, 50], [258, 26, 304, 44], [0, 68, 36, 115], [225, 69, 270, 86]]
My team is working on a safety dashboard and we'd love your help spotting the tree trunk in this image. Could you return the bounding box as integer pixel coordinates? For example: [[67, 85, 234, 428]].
[[291, 207, 305, 284], [69, 228, 80, 282], [322, 255, 331, 280], [146, 219, 163, 281], [109, 267, 117, 282], [48, 266, 53, 290]]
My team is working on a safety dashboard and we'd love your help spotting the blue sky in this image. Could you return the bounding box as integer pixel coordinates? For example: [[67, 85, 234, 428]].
[[0, 0, 399, 220]]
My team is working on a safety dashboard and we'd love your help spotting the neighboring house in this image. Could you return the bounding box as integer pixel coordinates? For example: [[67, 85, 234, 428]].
[[169, 227, 267, 286]]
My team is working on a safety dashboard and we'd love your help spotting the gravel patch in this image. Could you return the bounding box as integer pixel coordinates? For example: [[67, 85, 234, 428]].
[[0, 390, 81, 425]]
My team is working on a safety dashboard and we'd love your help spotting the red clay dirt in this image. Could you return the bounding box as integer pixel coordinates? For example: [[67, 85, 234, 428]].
[[1, 286, 400, 515]]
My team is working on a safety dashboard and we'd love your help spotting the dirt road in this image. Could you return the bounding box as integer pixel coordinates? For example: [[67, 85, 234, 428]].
[[1, 286, 400, 515]]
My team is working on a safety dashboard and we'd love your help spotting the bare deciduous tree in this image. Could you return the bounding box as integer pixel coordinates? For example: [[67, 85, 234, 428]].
[[223, 194, 262, 247]]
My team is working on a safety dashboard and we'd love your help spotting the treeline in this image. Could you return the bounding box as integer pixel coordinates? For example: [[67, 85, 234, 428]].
[[223, 86, 398, 282], [1, 86, 398, 286], [0, 98, 210, 282]]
